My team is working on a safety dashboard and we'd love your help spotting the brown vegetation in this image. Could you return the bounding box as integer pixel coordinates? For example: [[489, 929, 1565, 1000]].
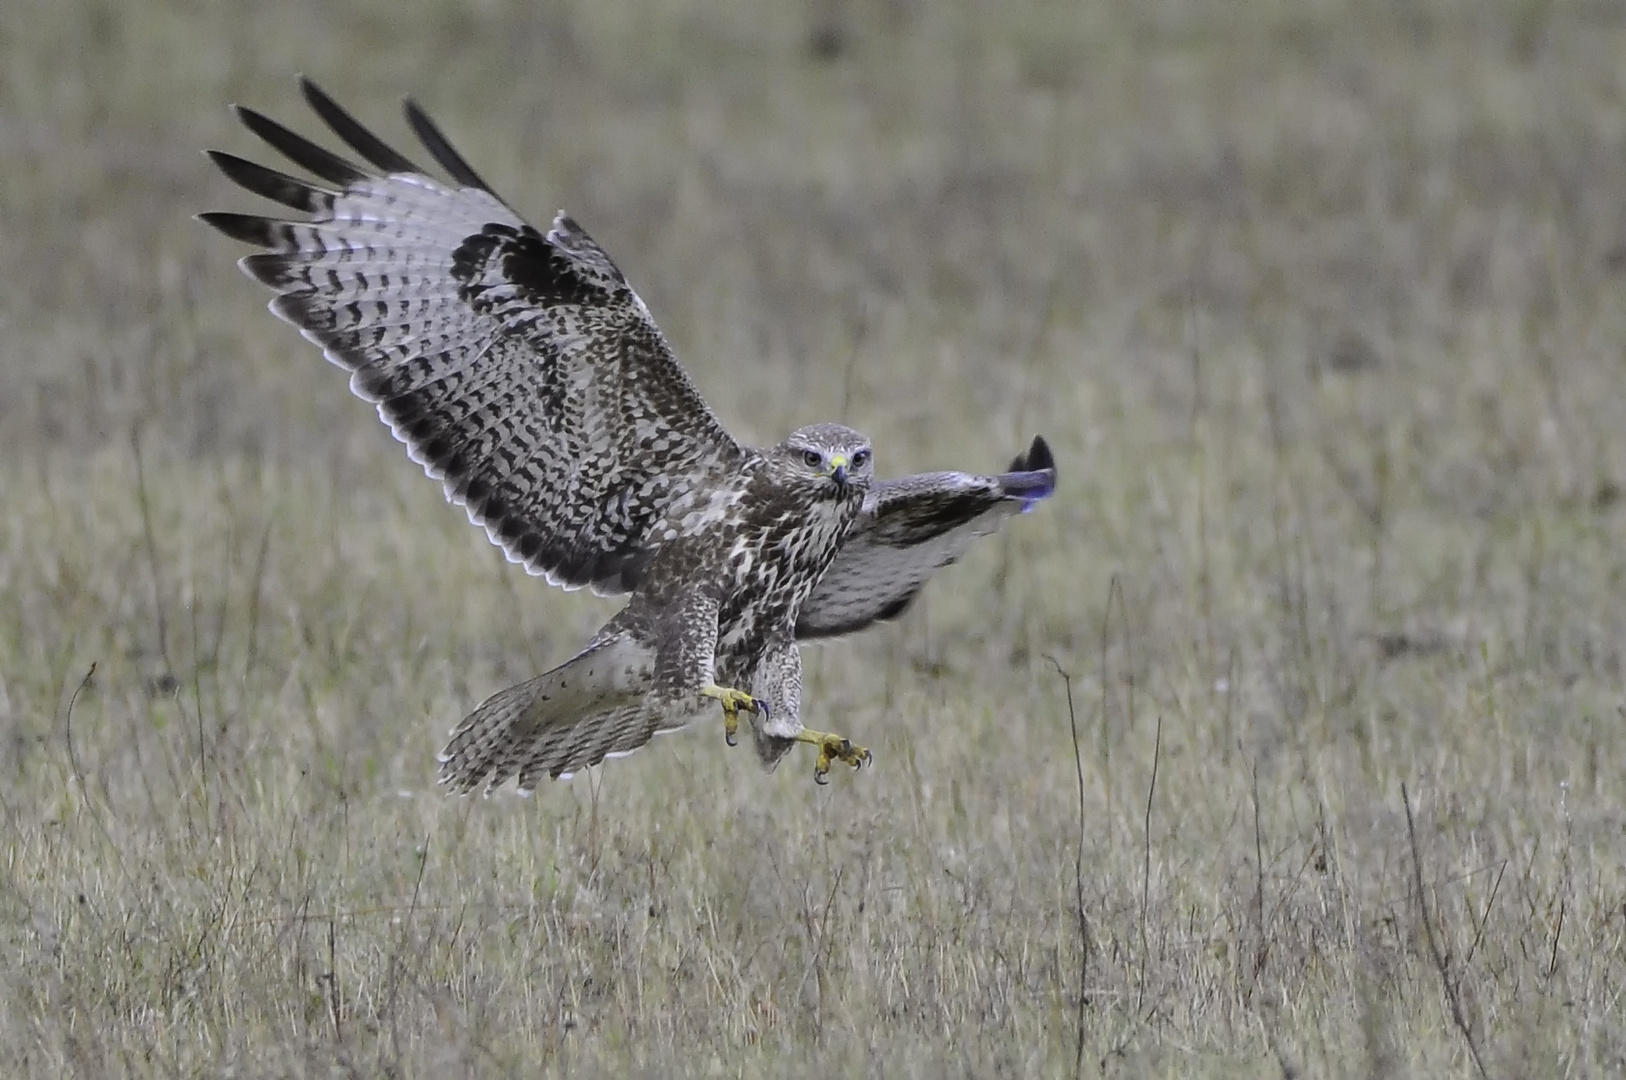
[[4, 0, 1626, 1075]]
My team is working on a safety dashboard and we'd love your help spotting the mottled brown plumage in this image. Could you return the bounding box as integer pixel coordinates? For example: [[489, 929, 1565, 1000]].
[[202, 79, 1056, 792]]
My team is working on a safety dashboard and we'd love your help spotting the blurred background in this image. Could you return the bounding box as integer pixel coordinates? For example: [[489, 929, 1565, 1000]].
[[10, 0, 1621, 467], [5, 0, 1626, 1075]]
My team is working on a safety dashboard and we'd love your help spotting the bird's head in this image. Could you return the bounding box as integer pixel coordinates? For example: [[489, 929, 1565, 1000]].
[[771, 423, 874, 499]]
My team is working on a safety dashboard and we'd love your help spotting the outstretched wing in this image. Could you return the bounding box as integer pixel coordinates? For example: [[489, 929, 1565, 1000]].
[[795, 435, 1056, 639], [200, 77, 748, 595]]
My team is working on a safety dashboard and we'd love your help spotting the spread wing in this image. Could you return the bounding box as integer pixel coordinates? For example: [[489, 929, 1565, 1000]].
[[795, 435, 1056, 640], [200, 78, 748, 595]]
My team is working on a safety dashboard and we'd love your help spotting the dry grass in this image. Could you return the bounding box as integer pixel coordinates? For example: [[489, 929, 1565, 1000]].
[[5, 0, 1626, 1075]]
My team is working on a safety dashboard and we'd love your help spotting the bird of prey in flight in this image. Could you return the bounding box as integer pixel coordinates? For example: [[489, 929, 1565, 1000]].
[[201, 78, 1057, 792]]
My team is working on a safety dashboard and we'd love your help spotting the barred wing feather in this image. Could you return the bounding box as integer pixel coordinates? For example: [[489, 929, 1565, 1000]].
[[200, 77, 746, 596]]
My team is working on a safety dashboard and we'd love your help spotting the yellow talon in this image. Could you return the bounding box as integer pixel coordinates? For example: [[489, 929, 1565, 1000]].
[[794, 728, 872, 784], [700, 684, 763, 747]]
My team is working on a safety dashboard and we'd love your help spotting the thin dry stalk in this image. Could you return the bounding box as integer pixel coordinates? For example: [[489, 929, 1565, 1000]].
[[1402, 784, 1491, 1080], [1136, 713, 1162, 1013], [1044, 653, 1091, 1076]]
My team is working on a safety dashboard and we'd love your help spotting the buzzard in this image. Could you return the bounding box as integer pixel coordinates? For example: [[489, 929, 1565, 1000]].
[[201, 79, 1057, 792]]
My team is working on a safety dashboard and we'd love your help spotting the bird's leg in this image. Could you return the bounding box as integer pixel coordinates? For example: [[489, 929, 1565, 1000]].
[[793, 728, 872, 784], [700, 683, 764, 747], [651, 593, 759, 748]]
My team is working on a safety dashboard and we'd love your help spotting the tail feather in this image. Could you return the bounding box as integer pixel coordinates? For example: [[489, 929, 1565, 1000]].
[[437, 634, 656, 794], [437, 677, 545, 793], [512, 703, 656, 791]]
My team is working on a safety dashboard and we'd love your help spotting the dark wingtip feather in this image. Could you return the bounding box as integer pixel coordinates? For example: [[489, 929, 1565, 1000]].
[[1028, 434, 1055, 472], [234, 103, 369, 186], [403, 97, 493, 191], [242, 251, 322, 291], [198, 211, 282, 248], [1009, 434, 1055, 475], [1001, 435, 1056, 508], [206, 150, 332, 213], [299, 76, 421, 174]]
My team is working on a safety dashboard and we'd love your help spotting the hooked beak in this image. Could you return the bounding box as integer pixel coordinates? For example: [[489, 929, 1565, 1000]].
[[828, 454, 848, 487]]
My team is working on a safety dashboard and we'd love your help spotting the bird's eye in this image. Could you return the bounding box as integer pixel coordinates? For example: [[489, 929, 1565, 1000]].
[[851, 449, 870, 468], [802, 449, 823, 468]]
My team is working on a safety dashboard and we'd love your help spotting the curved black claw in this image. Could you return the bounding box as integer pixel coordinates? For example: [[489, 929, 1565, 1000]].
[[754, 698, 769, 720], [801, 730, 868, 783], [725, 729, 738, 748]]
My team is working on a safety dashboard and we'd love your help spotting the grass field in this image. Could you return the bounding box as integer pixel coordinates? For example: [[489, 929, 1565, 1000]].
[[5, 0, 1626, 1075]]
